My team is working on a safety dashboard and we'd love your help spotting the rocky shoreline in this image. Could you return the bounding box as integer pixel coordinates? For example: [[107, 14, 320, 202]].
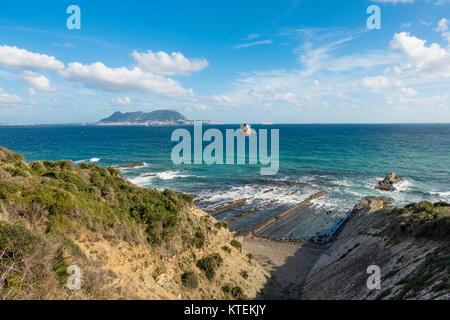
[[243, 196, 449, 300]]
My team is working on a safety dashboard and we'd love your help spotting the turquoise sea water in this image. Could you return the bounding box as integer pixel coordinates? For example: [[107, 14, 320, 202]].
[[1, 124, 449, 238]]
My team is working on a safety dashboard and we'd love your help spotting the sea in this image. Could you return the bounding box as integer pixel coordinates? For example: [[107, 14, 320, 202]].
[[1, 124, 449, 239]]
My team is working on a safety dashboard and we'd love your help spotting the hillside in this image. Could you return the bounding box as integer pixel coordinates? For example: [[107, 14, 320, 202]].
[[0, 146, 268, 299], [1, 146, 448, 300], [301, 197, 450, 300], [98, 110, 188, 124]]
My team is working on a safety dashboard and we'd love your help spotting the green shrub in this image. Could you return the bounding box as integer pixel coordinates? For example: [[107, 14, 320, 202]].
[[0, 180, 22, 200], [240, 270, 248, 279], [0, 150, 189, 248], [4, 166, 28, 177], [53, 255, 69, 286], [0, 222, 40, 260], [222, 246, 231, 253], [181, 271, 199, 289], [193, 231, 205, 249], [55, 160, 74, 171], [215, 221, 229, 229], [230, 286, 246, 299], [56, 171, 91, 192], [221, 285, 231, 294], [230, 240, 242, 251], [196, 253, 223, 280], [178, 193, 193, 204]]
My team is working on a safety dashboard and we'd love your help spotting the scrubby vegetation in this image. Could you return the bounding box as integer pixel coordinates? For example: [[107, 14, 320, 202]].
[[0, 146, 268, 300], [181, 271, 199, 289], [0, 146, 192, 299], [230, 240, 242, 251], [371, 200, 450, 299], [214, 221, 228, 229], [221, 284, 247, 300], [393, 246, 449, 300], [221, 246, 231, 253], [0, 146, 192, 244], [192, 231, 205, 249], [378, 201, 450, 241], [196, 253, 223, 280]]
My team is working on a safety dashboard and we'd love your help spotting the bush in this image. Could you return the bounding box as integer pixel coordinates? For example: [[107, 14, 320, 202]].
[[0, 148, 189, 248], [230, 240, 242, 251], [222, 285, 248, 300], [0, 180, 22, 200], [240, 270, 248, 279], [0, 222, 40, 260], [231, 286, 244, 299], [181, 271, 199, 289], [196, 253, 223, 280], [178, 193, 193, 205], [222, 285, 231, 294], [215, 221, 229, 229], [192, 231, 205, 249], [222, 246, 231, 253]]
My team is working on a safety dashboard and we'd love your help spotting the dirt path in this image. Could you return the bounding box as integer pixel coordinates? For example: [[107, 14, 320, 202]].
[[242, 236, 326, 299]]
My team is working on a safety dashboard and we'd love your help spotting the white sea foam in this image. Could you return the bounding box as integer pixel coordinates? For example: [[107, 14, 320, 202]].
[[331, 179, 351, 187], [196, 183, 318, 211], [429, 191, 450, 201], [395, 179, 414, 192], [127, 170, 196, 186], [89, 158, 100, 163]]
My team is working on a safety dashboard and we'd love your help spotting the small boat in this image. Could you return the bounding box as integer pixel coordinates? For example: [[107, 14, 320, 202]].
[[239, 123, 255, 135]]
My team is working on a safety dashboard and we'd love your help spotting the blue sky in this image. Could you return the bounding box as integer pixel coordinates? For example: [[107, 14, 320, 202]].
[[0, 0, 449, 123]]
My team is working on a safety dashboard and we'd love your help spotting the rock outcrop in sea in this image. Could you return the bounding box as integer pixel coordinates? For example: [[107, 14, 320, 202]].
[[375, 172, 404, 191]]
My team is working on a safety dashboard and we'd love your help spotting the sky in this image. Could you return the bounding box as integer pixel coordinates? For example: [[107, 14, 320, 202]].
[[0, 0, 449, 124]]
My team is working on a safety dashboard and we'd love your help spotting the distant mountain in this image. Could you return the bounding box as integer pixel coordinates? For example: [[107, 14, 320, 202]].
[[98, 110, 188, 124]]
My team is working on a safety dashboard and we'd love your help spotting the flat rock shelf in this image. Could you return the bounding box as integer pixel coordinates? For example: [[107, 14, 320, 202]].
[[197, 190, 349, 242]]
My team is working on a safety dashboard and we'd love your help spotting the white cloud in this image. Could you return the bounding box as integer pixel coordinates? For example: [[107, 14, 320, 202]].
[[360, 76, 401, 92], [296, 36, 400, 75], [0, 88, 23, 104], [234, 40, 272, 49], [131, 50, 209, 75], [51, 43, 74, 48], [0, 45, 64, 70], [21, 71, 52, 91], [387, 87, 418, 104], [435, 18, 450, 42], [59, 62, 193, 97], [211, 95, 235, 106], [390, 32, 450, 78], [249, 85, 299, 106], [244, 34, 260, 40], [111, 96, 131, 106], [419, 20, 432, 27]]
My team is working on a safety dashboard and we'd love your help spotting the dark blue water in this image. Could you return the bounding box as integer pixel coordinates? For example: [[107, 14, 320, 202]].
[[1, 124, 449, 230]]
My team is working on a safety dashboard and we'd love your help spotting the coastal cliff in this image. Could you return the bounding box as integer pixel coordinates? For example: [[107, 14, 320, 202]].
[[1, 146, 448, 300], [301, 197, 450, 300], [0, 146, 268, 299]]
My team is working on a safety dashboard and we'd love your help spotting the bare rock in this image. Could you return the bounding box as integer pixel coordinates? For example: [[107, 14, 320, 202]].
[[117, 163, 146, 169], [375, 172, 403, 191]]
